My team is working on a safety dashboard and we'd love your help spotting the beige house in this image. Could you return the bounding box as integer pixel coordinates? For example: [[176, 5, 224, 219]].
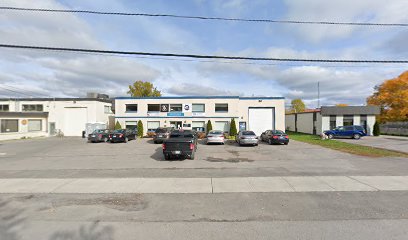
[[114, 96, 285, 136], [0, 97, 113, 140]]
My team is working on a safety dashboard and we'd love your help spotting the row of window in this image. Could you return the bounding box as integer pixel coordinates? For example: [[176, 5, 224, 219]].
[[125, 104, 229, 113], [329, 115, 368, 130], [0, 104, 43, 112], [0, 119, 42, 133]]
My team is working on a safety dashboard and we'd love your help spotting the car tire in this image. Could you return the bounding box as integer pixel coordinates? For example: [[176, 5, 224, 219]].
[[353, 134, 361, 140], [284, 142, 289, 145], [328, 134, 334, 139], [164, 154, 170, 160]]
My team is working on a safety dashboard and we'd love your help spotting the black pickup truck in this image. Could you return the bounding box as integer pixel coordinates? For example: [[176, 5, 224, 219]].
[[162, 130, 198, 160]]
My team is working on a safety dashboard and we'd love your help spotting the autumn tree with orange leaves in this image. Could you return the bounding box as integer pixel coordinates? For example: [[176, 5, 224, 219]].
[[367, 71, 408, 122]]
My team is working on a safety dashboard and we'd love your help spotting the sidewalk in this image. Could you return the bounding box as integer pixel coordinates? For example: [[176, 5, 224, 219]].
[[0, 176, 407, 194]]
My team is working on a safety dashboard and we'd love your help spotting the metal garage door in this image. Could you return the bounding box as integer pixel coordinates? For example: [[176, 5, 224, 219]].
[[63, 107, 87, 136], [214, 121, 229, 133], [248, 108, 274, 136]]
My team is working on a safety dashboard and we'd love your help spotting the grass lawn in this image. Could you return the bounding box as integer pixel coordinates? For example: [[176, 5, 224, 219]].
[[287, 131, 408, 158]]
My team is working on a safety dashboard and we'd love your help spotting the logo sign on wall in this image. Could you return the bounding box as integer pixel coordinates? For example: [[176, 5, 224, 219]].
[[183, 103, 192, 113], [21, 119, 28, 125], [160, 104, 169, 112]]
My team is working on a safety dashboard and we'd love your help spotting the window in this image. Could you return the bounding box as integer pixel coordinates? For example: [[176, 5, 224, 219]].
[[192, 121, 205, 132], [104, 106, 112, 114], [125, 104, 138, 112], [28, 119, 42, 131], [1, 119, 18, 133], [214, 121, 229, 132], [330, 115, 336, 130], [22, 104, 43, 112], [192, 104, 205, 112], [215, 103, 228, 112], [148, 104, 160, 112], [343, 115, 354, 126], [125, 121, 137, 130], [147, 121, 160, 132], [0, 105, 9, 112], [344, 126, 354, 131], [170, 104, 182, 112]]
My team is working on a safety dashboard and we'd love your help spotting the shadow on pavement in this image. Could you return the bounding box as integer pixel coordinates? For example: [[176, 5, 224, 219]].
[[48, 222, 114, 240]]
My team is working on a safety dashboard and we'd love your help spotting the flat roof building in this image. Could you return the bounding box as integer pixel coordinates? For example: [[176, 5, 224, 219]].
[[114, 96, 285, 136]]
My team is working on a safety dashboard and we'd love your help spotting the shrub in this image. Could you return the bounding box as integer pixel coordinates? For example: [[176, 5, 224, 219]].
[[146, 132, 156, 138], [137, 120, 144, 138], [373, 121, 380, 136], [206, 120, 213, 134], [229, 118, 237, 136], [114, 121, 122, 130], [197, 132, 206, 139]]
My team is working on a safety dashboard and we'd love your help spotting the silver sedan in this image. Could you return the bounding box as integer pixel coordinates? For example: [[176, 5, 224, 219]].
[[206, 130, 225, 145], [236, 131, 259, 146]]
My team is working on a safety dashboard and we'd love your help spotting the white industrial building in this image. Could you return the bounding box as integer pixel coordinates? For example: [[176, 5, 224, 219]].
[[285, 106, 380, 136], [114, 96, 286, 136], [0, 95, 113, 140]]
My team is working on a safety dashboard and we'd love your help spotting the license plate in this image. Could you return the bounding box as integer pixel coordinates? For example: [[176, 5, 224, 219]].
[[113, 136, 116, 138], [158, 135, 163, 137], [172, 151, 181, 154], [280, 136, 285, 139]]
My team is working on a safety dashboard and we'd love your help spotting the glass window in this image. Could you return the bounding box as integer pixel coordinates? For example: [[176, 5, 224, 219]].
[[148, 104, 160, 112], [170, 104, 182, 112], [242, 131, 256, 135], [147, 121, 160, 132], [125, 104, 138, 112], [192, 121, 205, 132], [28, 119, 42, 131], [215, 103, 228, 112], [0, 105, 9, 112], [104, 106, 112, 114], [22, 104, 43, 112], [214, 121, 229, 132], [1, 119, 18, 133], [192, 104, 205, 112], [343, 115, 354, 126]]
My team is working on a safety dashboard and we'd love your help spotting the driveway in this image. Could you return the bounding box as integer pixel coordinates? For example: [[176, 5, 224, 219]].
[[336, 135, 408, 153]]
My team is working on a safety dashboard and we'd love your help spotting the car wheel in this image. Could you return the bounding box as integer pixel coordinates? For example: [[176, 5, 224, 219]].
[[164, 154, 170, 160], [353, 134, 361, 140], [328, 134, 334, 139], [154, 140, 157, 144], [284, 142, 289, 145]]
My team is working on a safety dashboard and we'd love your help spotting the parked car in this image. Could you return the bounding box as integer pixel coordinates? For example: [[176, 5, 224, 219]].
[[324, 125, 366, 140], [153, 127, 174, 144], [206, 130, 225, 145], [162, 130, 198, 160], [236, 131, 258, 146], [260, 130, 289, 145], [87, 129, 110, 143], [109, 129, 137, 143]]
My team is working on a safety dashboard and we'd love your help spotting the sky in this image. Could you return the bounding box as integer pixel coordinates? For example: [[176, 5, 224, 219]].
[[0, 0, 407, 108]]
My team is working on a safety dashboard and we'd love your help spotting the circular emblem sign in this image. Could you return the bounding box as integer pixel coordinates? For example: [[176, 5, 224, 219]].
[[184, 104, 190, 111], [21, 119, 28, 125]]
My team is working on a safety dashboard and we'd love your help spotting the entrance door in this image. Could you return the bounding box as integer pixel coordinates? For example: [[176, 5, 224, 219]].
[[170, 121, 182, 129]]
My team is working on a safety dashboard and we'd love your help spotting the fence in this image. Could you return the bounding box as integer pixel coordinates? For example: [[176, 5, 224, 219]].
[[380, 121, 408, 136]]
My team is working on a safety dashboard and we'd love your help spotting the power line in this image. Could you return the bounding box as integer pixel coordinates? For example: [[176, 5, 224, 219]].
[[0, 84, 50, 97], [0, 86, 34, 97], [1, 6, 407, 27], [1, 43, 408, 63]]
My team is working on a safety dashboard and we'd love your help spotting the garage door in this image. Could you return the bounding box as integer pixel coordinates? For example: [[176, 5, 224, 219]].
[[248, 108, 274, 136], [63, 107, 87, 136], [214, 121, 229, 133]]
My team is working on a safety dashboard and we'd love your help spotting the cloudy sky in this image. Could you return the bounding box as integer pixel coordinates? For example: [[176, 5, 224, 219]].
[[0, 0, 407, 107]]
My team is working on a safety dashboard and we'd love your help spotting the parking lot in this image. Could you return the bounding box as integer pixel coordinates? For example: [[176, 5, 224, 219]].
[[337, 135, 408, 154], [1, 137, 408, 239]]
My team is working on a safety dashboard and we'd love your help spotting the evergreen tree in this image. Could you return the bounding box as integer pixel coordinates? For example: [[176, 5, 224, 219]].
[[229, 118, 238, 136], [114, 121, 122, 130], [137, 120, 144, 138], [373, 121, 380, 136], [206, 120, 213, 134]]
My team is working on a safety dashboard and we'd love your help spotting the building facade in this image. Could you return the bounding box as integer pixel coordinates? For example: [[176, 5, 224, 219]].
[[114, 96, 285, 136], [285, 106, 380, 135], [0, 97, 113, 140]]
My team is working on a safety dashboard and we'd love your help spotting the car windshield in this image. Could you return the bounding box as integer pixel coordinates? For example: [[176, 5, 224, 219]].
[[209, 131, 223, 135], [113, 130, 125, 133], [242, 131, 256, 135], [272, 130, 285, 134], [155, 128, 167, 133]]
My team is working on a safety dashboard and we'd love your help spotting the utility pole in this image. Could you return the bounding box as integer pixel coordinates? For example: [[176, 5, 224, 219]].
[[317, 81, 320, 109]]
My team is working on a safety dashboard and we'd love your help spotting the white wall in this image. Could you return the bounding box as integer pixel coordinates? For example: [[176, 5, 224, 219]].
[[321, 115, 331, 133], [296, 113, 314, 134], [285, 114, 296, 132], [367, 115, 376, 136], [0, 116, 48, 141]]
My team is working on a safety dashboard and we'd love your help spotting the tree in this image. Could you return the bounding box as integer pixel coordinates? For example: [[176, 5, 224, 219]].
[[137, 120, 144, 138], [367, 71, 408, 122], [114, 121, 122, 130], [206, 120, 213, 134], [290, 99, 306, 113], [229, 118, 237, 136], [373, 121, 380, 136], [128, 80, 162, 97]]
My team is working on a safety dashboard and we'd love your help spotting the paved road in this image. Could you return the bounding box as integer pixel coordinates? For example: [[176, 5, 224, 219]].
[[337, 135, 408, 153], [1, 137, 408, 239]]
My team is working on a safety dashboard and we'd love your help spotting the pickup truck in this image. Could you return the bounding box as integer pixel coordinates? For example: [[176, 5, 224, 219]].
[[162, 130, 198, 160]]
